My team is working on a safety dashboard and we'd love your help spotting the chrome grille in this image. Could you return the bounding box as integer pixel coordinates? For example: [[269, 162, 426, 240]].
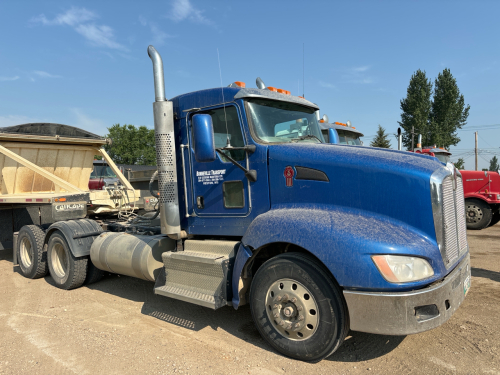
[[442, 176, 459, 264], [456, 177, 468, 254]]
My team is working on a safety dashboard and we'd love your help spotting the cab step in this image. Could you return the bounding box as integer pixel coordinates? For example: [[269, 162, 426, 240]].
[[154, 240, 240, 310]]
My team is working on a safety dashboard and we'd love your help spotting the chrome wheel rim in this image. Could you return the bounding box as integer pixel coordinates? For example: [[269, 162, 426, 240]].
[[20, 237, 33, 268], [50, 242, 68, 278], [265, 278, 319, 341], [466, 204, 483, 224]]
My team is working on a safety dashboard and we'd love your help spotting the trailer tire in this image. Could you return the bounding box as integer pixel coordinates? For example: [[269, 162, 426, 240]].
[[465, 199, 492, 230], [84, 260, 104, 285], [249, 253, 349, 362], [47, 231, 88, 290], [16, 225, 48, 279]]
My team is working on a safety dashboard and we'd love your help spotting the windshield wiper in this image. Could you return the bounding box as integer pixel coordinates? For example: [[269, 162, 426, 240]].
[[291, 134, 322, 143]]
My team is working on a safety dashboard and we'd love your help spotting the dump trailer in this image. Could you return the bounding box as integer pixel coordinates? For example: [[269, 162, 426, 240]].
[[11, 46, 471, 362], [0, 123, 138, 252]]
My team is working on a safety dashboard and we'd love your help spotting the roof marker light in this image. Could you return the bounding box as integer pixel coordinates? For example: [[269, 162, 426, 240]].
[[267, 86, 278, 92]]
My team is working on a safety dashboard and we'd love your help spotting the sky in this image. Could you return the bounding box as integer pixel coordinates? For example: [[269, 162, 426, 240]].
[[0, 0, 499, 170]]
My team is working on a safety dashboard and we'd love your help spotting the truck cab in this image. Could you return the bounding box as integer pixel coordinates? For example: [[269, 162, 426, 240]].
[[11, 46, 471, 363], [320, 120, 364, 145]]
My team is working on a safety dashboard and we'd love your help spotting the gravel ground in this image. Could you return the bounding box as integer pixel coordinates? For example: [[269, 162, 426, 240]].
[[0, 226, 499, 375]]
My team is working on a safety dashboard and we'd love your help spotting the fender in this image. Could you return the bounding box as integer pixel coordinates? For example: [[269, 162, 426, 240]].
[[239, 206, 447, 292], [464, 193, 499, 204], [45, 219, 103, 257]]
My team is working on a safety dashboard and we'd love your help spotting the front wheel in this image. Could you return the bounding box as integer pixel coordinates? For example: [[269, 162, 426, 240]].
[[466, 199, 492, 230], [249, 253, 349, 362]]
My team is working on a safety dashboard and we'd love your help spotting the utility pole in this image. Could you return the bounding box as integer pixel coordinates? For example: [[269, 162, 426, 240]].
[[411, 126, 414, 151], [475, 131, 478, 171]]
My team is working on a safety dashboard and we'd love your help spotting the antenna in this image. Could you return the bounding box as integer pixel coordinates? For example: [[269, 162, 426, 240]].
[[303, 43, 305, 98], [217, 48, 231, 148]]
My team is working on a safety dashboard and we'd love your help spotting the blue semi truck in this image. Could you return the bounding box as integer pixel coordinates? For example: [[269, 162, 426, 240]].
[[12, 46, 470, 362]]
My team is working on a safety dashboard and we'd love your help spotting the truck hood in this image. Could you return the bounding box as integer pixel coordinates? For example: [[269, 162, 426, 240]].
[[267, 143, 444, 239]]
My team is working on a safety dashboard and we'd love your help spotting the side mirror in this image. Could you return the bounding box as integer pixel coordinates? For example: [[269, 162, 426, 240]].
[[328, 128, 339, 144], [192, 114, 216, 162]]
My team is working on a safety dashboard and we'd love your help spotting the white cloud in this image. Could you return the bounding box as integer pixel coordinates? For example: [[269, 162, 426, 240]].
[[352, 66, 370, 73], [75, 24, 126, 50], [0, 115, 42, 127], [319, 81, 335, 89], [341, 65, 375, 84], [32, 7, 97, 27], [70, 108, 107, 135], [32, 7, 126, 51], [33, 71, 62, 79], [139, 16, 175, 46], [0, 76, 20, 82], [168, 0, 212, 25]]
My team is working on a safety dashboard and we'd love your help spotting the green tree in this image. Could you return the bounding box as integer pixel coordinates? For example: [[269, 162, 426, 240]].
[[489, 156, 499, 171], [398, 70, 433, 150], [429, 68, 470, 149], [104, 124, 156, 165], [370, 125, 392, 148], [454, 158, 465, 170]]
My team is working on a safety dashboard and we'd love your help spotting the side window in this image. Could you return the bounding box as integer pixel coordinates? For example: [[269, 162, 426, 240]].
[[198, 106, 245, 161]]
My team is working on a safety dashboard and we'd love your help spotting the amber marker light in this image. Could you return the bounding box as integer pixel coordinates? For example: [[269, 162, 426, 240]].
[[234, 81, 246, 88], [267, 87, 278, 92], [55, 198, 67, 202]]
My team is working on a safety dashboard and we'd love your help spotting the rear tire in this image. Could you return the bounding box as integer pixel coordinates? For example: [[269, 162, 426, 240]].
[[249, 253, 349, 362], [466, 199, 492, 230], [16, 225, 48, 279], [47, 231, 87, 290], [84, 261, 104, 285]]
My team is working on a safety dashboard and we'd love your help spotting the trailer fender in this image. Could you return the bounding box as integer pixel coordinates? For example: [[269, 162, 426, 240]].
[[45, 219, 103, 257], [239, 206, 442, 291]]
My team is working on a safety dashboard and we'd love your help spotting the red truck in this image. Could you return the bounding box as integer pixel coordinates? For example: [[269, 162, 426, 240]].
[[414, 146, 500, 230]]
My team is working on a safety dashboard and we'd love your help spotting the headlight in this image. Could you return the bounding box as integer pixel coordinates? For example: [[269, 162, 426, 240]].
[[372, 255, 434, 283], [497, 194, 500, 200]]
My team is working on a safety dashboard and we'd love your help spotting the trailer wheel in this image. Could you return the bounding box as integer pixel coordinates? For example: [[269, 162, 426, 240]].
[[47, 231, 87, 290], [16, 225, 48, 279], [249, 253, 349, 362], [465, 199, 492, 230]]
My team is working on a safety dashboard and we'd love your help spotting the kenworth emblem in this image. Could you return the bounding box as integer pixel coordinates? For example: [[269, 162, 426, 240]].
[[284, 166, 294, 187]]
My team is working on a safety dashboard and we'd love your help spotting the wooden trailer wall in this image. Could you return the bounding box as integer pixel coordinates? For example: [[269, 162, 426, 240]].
[[0, 142, 95, 195]]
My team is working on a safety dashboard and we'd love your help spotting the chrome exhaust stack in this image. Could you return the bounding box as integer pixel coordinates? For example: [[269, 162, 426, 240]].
[[148, 45, 181, 238]]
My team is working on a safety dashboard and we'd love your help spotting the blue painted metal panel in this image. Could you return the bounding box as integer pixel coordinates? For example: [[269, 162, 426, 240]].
[[267, 143, 441, 238], [241, 205, 467, 292], [170, 94, 271, 236]]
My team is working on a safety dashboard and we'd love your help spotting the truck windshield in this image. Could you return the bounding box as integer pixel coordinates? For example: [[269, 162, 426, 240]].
[[245, 99, 324, 144], [90, 165, 116, 178], [434, 154, 450, 164]]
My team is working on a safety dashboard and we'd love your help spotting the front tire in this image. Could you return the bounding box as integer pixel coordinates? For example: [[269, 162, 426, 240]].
[[466, 199, 492, 230], [16, 225, 48, 279], [249, 253, 349, 362], [47, 231, 88, 290]]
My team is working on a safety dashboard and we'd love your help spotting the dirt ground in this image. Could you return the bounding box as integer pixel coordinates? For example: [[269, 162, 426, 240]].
[[0, 226, 499, 375]]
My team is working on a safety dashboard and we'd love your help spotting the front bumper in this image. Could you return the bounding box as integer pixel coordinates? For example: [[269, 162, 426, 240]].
[[343, 254, 470, 335]]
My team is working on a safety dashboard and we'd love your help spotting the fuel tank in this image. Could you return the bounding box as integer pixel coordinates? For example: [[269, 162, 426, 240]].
[[90, 232, 175, 281]]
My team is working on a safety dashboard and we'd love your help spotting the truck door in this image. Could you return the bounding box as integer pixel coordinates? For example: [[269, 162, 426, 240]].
[[188, 104, 250, 217]]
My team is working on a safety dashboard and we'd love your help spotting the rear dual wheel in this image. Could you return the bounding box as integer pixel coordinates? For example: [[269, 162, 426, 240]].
[[250, 253, 349, 362], [16, 225, 48, 279], [47, 231, 88, 290]]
